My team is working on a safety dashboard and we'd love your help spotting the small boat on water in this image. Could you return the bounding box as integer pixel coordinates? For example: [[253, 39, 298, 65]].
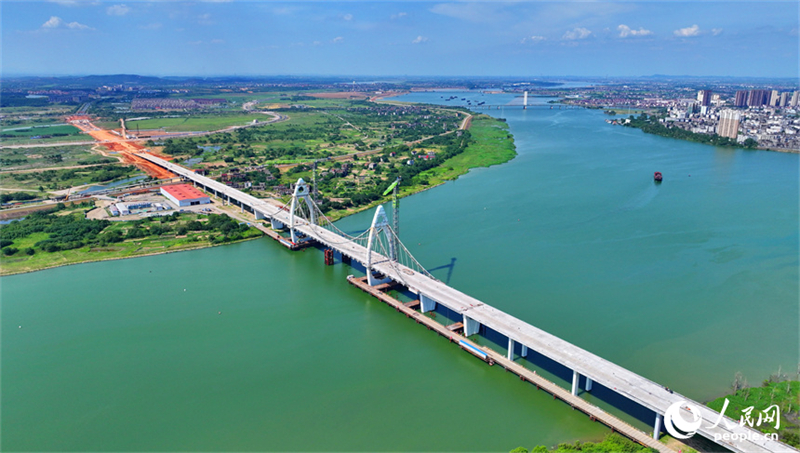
[[654, 171, 663, 182]]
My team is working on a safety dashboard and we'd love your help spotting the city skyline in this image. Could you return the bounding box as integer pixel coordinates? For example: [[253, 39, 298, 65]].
[[2, 1, 798, 78]]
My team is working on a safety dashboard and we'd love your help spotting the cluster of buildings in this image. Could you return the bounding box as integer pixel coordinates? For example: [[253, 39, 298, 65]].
[[108, 200, 171, 217], [27, 89, 90, 104], [130, 98, 227, 111], [219, 165, 276, 190], [733, 89, 799, 108], [663, 91, 800, 150]]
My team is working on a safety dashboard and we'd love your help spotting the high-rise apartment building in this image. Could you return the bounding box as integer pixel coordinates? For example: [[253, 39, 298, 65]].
[[791, 91, 799, 107], [769, 90, 780, 107], [780, 92, 790, 107], [697, 90, 712, 106], [734, 90, 748, 107], [747, 90, 770, 107], [717, 110, 741, 139]]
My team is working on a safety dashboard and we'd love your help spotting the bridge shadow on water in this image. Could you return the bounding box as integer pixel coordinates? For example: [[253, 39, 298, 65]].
[[323, 247, 663, 434], [477, 324, 661, 429], [427, 257, 457, 285]]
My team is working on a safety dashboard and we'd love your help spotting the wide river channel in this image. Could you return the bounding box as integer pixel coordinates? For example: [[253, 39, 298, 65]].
[[2, 91, 798, 451]]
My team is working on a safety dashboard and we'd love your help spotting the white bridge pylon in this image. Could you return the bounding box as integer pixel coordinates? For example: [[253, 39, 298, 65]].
[[366, 205, 396, 286], [289, 178, 315, 243], [283, 177, 433, 284]]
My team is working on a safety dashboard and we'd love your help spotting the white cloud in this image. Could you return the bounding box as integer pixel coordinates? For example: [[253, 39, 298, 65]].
[[391, 12, 407, 20], [312, 40, 322, 46], [106, 4, 130, 16], [520, 35, 546, 44], [273, 7, 292, 15], [674, 24, 700, 37], [139, 22, 162, 30], [343, 13, 353, 21], [210, 39, 225, 44], [562, 27, 592, 40], [41, 16, 92, 30], [412, 35, 428, 44], [42, 16, 63, 28], [197, 13, 213, 25], [711, 28, 723, 36], [332, 36, 344, 43], [617, 24, 652, 38]]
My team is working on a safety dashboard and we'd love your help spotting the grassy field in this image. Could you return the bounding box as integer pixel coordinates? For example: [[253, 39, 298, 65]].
[[0, 144, 116, 172], [418, 115, 516, 185], [0, 123, 87, 145], [1, 163, 144, 192], [98, 113, 273, 132], [706, 379, 799, 447]]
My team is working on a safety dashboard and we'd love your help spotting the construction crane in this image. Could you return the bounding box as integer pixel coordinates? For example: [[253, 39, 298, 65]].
[[382, 177, 401, 258]]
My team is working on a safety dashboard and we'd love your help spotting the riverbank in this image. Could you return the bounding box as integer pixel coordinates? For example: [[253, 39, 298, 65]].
[[623, 113, 798, 154], [0, 208, 263, 276], [322, 114, 516, 222], [0, 235, 262, 277], [1, 112, 516, 276]]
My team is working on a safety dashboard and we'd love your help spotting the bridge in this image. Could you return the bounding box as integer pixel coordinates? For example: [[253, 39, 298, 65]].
[[138, 150, 794, 453]]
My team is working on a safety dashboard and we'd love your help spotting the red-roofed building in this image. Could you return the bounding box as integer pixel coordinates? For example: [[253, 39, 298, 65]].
[[160, 184, 210, 207]]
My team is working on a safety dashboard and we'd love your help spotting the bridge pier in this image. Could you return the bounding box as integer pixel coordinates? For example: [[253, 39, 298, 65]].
[[520, 345, 528, 358], [571, 370, 580, 396], [507, 338, 515, 361], [585, 377, 593, 392], [420, 294, 436, 313], [270, 217, 283, 229], [653, 413, 662, 440], [463, 315, 480, 336]]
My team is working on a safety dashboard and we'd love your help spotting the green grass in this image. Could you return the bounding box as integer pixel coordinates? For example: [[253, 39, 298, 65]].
[[706, 380, 799, 444], [0, 144, 114, 171], [101, 114, 273, 132], [0, 124, 87, 145], [1, 164, 144, 192], [511, 433, 657, 453], [418, 115, 516, 185]]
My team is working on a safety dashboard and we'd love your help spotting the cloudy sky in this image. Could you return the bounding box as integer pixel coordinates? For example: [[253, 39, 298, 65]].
[[2, 1, 798, 77]]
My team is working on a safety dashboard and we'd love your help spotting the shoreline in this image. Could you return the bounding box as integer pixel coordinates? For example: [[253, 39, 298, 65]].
[[0, 235, 263, 277], [2, 106, 515, 277]]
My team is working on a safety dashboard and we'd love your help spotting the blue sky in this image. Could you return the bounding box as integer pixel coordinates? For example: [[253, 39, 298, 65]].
[[2, 1, 798, 77]]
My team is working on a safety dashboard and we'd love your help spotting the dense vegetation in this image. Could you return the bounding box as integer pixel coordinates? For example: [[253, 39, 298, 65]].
[[626, 114, 758, 149], [4, 163, 140, 191], [707, 371, 799, 447], [0, 204, 260, 260], [510, 433, 657, 453], [0, 192, 39, 204], [316, 129, 471, 212]]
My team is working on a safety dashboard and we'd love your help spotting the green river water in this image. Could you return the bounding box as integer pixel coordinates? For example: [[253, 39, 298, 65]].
[[2, 91, 798, 451]]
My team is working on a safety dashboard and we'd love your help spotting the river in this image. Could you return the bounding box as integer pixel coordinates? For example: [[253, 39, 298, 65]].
[[2, 91, 797, 451]]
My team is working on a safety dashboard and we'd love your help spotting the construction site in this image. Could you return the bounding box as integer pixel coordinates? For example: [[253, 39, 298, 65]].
[[67, 115, 175, 180]]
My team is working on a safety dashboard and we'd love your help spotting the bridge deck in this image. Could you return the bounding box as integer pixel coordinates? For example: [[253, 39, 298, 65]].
[[138, 151, 794, 453]]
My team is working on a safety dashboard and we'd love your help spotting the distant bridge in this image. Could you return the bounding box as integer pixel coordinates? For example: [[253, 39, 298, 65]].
[[138, 150, 795, 453]]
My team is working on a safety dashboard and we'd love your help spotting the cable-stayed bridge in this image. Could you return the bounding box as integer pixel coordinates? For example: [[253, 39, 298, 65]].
[[138, 151, 794, 453]]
